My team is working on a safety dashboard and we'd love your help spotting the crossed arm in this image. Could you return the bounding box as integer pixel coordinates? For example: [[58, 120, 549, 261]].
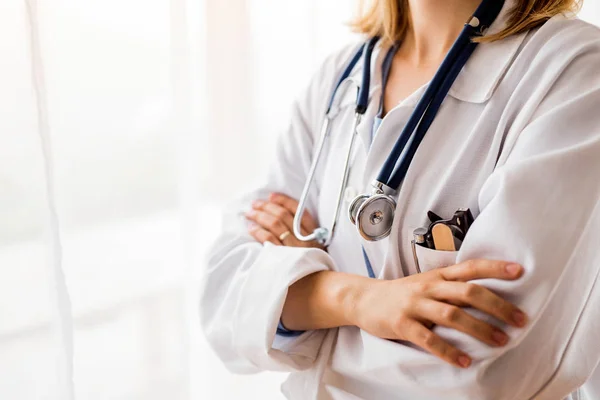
[[246, 193, 527, 368]]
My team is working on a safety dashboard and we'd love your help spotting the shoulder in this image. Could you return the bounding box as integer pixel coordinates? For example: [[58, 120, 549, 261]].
[[495, 17, 600, 164], [312, 41, 364, 88], [505, 16, 600, 108], [535, 15, 600, 46], [522, 16, 600, 73], [296, 40, 364, 129]]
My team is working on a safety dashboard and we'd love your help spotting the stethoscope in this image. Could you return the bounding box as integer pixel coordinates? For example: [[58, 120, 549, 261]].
[[293, 0, 504, 246]]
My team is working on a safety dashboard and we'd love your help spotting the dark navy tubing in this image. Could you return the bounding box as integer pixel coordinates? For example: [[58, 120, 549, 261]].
[[376, 30, 470, 184], [376, 0, 505, 187], [377, 42, 401, 118], [387, 40, 478, 189], [326, 37, 380, 115], [356, 37, 379, 114], [326, 45, 364, 113]]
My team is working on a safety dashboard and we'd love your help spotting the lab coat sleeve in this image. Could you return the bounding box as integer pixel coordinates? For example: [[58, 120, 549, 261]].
[[358, 31, 600, 399], [199, 45, 358, 374], [442, 52, 600, 398]]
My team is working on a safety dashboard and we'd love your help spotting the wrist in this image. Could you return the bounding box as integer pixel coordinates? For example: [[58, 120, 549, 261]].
[[328, 273, 375, 328], [281, 270, 376, 331]]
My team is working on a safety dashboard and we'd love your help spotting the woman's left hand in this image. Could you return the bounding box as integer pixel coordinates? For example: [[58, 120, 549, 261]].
[[245, 193, 325, 250]]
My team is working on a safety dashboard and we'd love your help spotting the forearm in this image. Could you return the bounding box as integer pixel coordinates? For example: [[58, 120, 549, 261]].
[[280, 270, 373, 331]]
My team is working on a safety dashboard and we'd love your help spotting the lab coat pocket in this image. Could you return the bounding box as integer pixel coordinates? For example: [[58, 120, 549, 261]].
[[414, 244, 458, 273]]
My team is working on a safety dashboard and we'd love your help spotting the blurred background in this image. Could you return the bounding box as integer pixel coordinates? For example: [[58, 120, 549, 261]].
[[0, 0, 598, 399]]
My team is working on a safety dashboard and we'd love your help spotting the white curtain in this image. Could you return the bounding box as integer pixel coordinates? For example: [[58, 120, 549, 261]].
[[0, 0, 597, 399]]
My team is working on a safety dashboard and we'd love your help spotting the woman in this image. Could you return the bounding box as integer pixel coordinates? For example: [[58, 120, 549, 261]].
[[201, 0, 600, 399]]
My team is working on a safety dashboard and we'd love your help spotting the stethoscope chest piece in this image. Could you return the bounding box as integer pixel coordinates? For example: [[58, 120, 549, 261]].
[[348, 194, 369, 225], [354, 194, 396, 241]]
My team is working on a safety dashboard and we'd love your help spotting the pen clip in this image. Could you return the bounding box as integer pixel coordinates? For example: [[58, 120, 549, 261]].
[[411, 240, 422, 274], [427, 210, 443, 223]]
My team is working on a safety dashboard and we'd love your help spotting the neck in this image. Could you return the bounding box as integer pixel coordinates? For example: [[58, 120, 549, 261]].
[[401, 0, 481, 67]]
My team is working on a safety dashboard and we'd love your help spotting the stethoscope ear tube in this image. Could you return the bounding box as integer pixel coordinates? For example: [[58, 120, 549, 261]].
[[326, 45, 364, 114], [386, 39, 478, 189], [376, 31, 472, 187], [347, 31, 473, 241], [376, 0, 504, 188], [470, 0, 505, 35], [293, 117, 334, 244], [293, 38, 379, 246], [350, 0, 504, 242], [294, 110, 365, 246], [355, 37, 379, 114], [294, 0, 505, 246]]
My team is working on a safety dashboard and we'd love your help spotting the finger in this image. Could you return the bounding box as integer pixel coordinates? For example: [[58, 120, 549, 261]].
[[250, 202, 313, 246], [268, 193, 300, 213], [415, 299, 510, 348], [439, 259, 524, 282], [248, 203, 324, 249], [428, 281, 527, 328], [252, 201, 295, 231], [245, 209, 288, 237], [252, 199, 314, 236], [269, 193, 319, 232], [248, 225, 282, 245], [403, 320, 471, 368]]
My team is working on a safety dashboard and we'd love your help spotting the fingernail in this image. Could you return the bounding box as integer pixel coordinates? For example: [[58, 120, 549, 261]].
[[252, 200, 264, 208], [492, 330, 508, 346], [458, 355, 471, 368], [506, 263, 521, 276], [512, 310, 526, 326], [269, 193, 280, 200], [245, 210, 256, 218]]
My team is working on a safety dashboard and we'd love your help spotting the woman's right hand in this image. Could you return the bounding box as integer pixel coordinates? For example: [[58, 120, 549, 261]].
[[245, 193, 325, 250], [348, 259, 528, 368]]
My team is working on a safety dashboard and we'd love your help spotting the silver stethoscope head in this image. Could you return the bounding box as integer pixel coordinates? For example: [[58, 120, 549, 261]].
[[349, 181, 397, 241]]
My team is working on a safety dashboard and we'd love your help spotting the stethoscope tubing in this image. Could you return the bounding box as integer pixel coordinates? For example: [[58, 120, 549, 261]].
[[326, 112, 363, 245], [376, 26, 474, 187], [292, 77, 368, 245], [388, 40, 478, 189], [292, 116, 332, 244], [293, 38, 378, 245], [326, 37, 379, 115], [377, 42, 401, 119], [356, 37, 379, 114], [293, 0, 504, 246], [376, 0, 504, 188], [326, 45, 364, 113]]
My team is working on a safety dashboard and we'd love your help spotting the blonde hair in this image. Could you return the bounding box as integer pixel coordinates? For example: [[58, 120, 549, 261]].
[[352, 0, 582, 43]]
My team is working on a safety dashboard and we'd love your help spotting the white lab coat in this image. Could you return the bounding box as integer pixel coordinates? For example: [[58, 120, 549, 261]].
[[200, 2, 600, 398]]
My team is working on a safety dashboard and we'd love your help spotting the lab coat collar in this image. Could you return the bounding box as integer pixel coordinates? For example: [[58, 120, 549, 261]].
[[335, 0, 525, 107], [449, 0, 526, 103], [335, 0, 525, 150]]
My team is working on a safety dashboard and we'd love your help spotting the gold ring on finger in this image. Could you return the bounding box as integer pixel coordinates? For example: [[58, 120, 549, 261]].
[[279, 231, 291, 242]]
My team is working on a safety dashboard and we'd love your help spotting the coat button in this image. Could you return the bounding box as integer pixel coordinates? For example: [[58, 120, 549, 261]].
[[344, 186, 358, 203]]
